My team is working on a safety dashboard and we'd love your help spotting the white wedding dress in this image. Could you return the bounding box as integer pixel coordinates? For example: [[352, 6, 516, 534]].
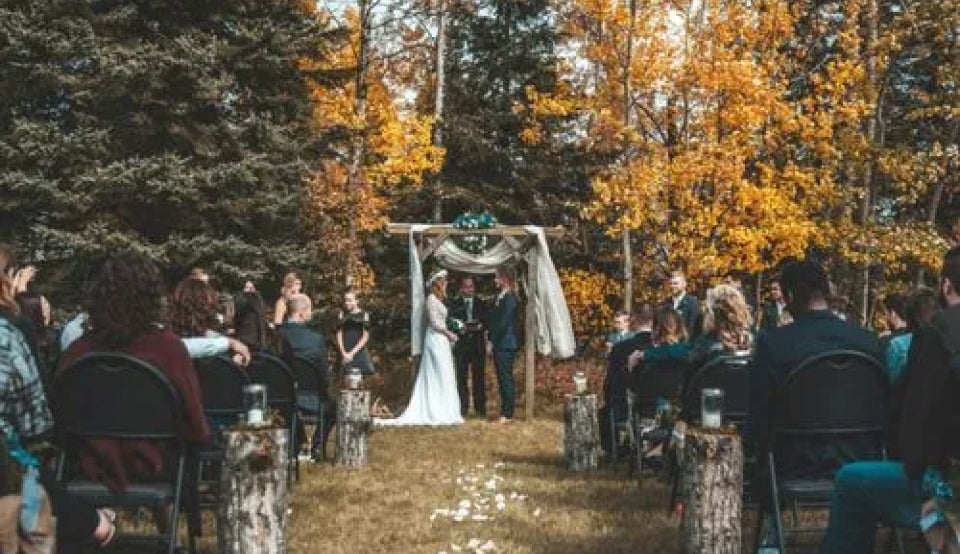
[[376, 294, 464, 427]]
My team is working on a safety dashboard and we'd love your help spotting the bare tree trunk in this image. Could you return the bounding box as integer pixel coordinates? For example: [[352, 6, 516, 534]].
[[431, 0, 447, 223], [564, 394, 600, 471], [681, 428, 743, 554], [856, 0, 880, 323], [345, 0, 371, 288], [621, 0, 637, 312], [217, 428, 290, 554]]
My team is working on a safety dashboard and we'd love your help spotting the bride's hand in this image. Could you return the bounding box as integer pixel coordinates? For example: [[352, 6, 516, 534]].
[[447, 332, 459, 344]]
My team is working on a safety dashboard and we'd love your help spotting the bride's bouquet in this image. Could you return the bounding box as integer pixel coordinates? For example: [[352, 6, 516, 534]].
[[446, 317, 465, 333]]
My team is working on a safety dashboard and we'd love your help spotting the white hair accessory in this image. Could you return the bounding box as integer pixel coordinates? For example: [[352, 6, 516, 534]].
[[427, 269, 448, 286]]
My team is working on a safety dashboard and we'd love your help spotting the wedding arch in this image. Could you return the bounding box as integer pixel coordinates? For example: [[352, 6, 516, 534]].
[[386, 223, 577, 419]]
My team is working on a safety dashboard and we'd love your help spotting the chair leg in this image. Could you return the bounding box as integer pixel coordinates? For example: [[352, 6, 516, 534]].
[[609, 409, 617, 463], [892, 526, 906, 554], [754, 509, 766, 552], [767, 452, 786, 553], [791, 498, 799, 527], [169, 459, 186, 554]]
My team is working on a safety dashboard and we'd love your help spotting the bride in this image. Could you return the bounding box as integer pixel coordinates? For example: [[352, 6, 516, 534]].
[[376, 270, 464, 426]]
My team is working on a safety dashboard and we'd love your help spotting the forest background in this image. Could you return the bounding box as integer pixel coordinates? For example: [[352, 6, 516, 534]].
[[1, 0, 957, 385]]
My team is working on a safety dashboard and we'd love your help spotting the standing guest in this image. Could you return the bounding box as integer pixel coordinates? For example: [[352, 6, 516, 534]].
[[0, 258, 42, 371], [747, 259, 881, 483], [278, 294, 336, 461], [760, 280, 789, 331], [167, 278, 250, 366], [661, 271, 701, 338], [600, 303, 654, 454], [448, 276, 489, 418], [820, 247, 960, 554], [604, 311, 635, 356], [336, 290, 375, 376], [273, 272, 302, 326], [487, 266, 519, 423], [234, 281, 268, 352], [58, 252, 212, 494], [1, 274, 117, 552], [0, 243, 14, 274], [188, 267, 210, 283], [690, 284, 754, 368]]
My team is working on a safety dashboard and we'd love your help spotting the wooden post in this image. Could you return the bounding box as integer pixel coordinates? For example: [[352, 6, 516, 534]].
[[524, 253, 538, 419], [336, 390, 371, 467], [217, 427, 290, 554], [564, 394, 600, 471], [681, 427, 743, 554]]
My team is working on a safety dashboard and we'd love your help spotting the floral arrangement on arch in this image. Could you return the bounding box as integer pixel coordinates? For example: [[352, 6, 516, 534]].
[[451, 211, 498, 255]]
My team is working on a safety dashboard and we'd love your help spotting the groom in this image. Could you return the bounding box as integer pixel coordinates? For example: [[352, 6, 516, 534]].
[[448, 276, 488, 417]]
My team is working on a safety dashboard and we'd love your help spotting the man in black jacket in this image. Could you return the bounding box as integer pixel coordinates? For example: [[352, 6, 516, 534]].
[[448, 276, 488, 418], [747, 259, 882, 480], [820, 247, 960, 553], [599, 303, 654, 454], [661, 271, 701, 338]]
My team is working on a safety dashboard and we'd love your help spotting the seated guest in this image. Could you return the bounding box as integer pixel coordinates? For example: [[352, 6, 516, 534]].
[[880, 293, 909, 352], [278, 294, 336, 461], [747, 259, 882, 481], [820, 247, 960, 553], [167, 277, 250, 366], [599, 303, 654, 453], [1, 273, 120, 551], [58, 252, 212, 494], [885, 288, 939, 385], [689, 284, 754, 368], [628, 306, 691, 371]]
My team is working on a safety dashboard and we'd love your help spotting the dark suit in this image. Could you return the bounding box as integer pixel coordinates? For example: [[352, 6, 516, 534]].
[[600, 331, 653, 453], [747, 309, 882, 479], [487, 291, 518, 418], [278, 322, 336, 454], [759, 300, 784, 332], [448, 294, 489, 416], [662, 294, 701, 337]]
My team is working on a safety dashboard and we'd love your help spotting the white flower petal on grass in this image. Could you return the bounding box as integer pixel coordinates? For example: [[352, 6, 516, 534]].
[[467, 539, 482, 549], [484, 479, 497, 490], [494, 462, 505, 468], [451, 545, 462, 552], [459, 500, 471, 509], [533, 508, 542, 517], [472, 514, 491, 521]]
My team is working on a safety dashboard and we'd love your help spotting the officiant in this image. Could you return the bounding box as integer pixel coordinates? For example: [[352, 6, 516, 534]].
[[448, 275, 489, 418]]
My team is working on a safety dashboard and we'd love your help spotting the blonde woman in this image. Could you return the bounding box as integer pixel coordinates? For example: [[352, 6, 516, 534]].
[[690, 284, 755, 366], [272, 272, 302, 325], [377, 269, 463, 426]]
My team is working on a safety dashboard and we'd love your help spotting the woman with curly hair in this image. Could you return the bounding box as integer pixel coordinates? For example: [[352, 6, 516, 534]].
[[272, 272, 302, 326], [58, 252, 212, 494], [689, 284, 755, 367], [166, 277, 250, 365]]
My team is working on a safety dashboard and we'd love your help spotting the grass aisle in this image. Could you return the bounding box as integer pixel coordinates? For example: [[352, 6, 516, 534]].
[[289, 419, 680, 554]]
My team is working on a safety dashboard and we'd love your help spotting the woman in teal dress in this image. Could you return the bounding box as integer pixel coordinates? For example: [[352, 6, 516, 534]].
[[336, 290, 375, 375]]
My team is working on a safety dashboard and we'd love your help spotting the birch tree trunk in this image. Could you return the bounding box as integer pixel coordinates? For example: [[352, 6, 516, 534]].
[[336, 390, 371, 467], [217, 428, 290, 554], [431, 0, 446, 223], [564, 394, 600, 471], [345, 0, 371, 288], [680, 428, 743, 554]]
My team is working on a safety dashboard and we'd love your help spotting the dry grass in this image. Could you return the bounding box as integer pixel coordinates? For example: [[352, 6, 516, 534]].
[[288, 418, 683, 554]]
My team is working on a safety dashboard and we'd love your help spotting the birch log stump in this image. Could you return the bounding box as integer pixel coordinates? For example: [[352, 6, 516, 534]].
[[336, 390, 371, 467], [217, 427, 290, 554], [680, 427, 743, 554], [563, 393, 600, 471]]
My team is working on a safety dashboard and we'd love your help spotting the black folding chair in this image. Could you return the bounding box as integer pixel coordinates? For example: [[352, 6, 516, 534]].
[[757, 350, 895, 553], [288, 353, 330, 461], [193, 356, 250, 531], [52, 352, 198, 554], [629, 359, 689, 483], [248, 352, 300, 480]]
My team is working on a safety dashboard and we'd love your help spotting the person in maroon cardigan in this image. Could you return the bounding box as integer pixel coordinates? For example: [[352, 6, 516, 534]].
[[58, 252, 211, 494]]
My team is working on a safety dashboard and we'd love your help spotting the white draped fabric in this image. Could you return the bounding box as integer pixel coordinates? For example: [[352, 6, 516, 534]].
[[408, 225, 576, 359]]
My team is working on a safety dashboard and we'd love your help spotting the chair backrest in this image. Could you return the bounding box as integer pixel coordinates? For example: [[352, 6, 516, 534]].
[[288, 354, 325, 395], [631, 359, 689, 418], [774, 350, 887, 437], [53, 352, 183, 441], [683, 354, 752, 425], [247, 353, 297, 417], [194, 356, 249, 418]]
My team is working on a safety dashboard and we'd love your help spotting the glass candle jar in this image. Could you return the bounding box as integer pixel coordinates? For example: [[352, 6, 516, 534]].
[[573, 370, 587, 395], [243, 384, 268, 426], [346, 367, 362, 390], [701, 388, 724, 428]]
